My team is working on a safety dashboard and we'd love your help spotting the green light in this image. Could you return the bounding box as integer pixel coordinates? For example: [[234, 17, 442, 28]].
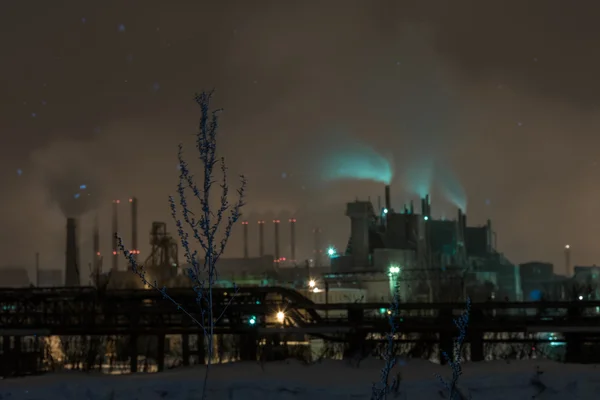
[[327, 247, 336, 257], [389, 266, 400, 274], [379, 308, 386, 314], [383, 208, 388, 214], [249, 316, 257, 325], [424, 216, 429, 221]]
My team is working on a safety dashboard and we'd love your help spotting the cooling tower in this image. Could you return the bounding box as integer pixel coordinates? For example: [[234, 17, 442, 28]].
[[346, 201, 373, 269]]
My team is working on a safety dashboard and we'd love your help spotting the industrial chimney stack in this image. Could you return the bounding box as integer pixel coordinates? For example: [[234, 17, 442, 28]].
[[289, 218, 297, 263], [112, 200, 120, 271], [129, 197, 139, 262], [242, 221, 249, 258], [258, 221, 265, 257], [93, 213, 101, 285], [565, 244, 571, 276], [273, 219, 281, 263], [65, 218, 80, 286]]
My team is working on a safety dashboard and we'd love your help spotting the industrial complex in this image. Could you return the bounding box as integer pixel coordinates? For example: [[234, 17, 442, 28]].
[[1, 184, 595, 306]]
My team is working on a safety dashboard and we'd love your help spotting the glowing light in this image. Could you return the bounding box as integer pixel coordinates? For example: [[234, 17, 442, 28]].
[[80, 184, 87, 189], [389, 266, 400, 274], [424, 216, 429, 221], [309, 280, 316, 288], [379, 308, 386, 314], [383, 208, 388, 214], [565, 244, 570, 249], [276, 311, 285, 323], [112, 251, 117, 255], [73, 193, 80, 199], [248, 316, 256, 325], [579, 295, 584, 300], [312, 287, 321, 293]]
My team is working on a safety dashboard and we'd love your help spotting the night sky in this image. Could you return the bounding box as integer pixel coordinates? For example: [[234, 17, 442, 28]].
[[3, 0, 600, 275]]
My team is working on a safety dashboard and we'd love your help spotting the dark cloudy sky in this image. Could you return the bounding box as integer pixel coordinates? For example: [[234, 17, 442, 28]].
[[2, 0, 600, 277]]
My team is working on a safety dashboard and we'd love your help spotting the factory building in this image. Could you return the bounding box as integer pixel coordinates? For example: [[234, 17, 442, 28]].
[[325, 185, 520, 303]]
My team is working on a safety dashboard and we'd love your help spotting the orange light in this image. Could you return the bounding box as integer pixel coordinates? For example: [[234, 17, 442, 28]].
[[129, 198, 133, 202], [112, 251, 117, 255]]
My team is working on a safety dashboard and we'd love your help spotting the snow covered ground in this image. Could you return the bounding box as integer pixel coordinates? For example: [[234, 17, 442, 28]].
[[2, 358, 600, 399]]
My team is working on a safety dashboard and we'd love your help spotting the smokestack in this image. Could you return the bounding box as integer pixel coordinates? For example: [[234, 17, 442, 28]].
[[242, 221, 249, 258], [129, 197, 139, 262], [289, 218, 297, 263], [565, 244, 571, 276], [258, 221, 265, 257], [65, 218, 80, 286], [384, 185, 391, 212], [93, 213, 100, 284], [314, 227, 322, 266], [112, 200, 120, 271], [273, 219, 280, 263]]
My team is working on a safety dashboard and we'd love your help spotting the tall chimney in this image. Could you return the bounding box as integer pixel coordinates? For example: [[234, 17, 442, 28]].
[[314, 227, 322, 266], [242, 221, 249, 258], [93, 213, 100, 284], [273, 219, 280, 263], [129, 197, 138, 262], [289, 218, 297, 263], [258, 220, 265, 257], [112, 200, 120, 271], [565, 244, 571, 276], [384, 185, 391, 212], [65, 218, 80, 286]]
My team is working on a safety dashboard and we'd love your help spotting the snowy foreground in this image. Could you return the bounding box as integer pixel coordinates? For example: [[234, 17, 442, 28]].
[[2, 358, 600, 399]]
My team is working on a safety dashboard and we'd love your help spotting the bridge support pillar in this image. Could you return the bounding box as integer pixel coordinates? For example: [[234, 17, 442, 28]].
[[129, 334, 138, 373], [156, 334, 165, 372], [565, 305, 583, 363], [438, 309, 454, 365], [182, 334, 190, 366], [470, 309, 484, 362], [239, 332, 258, 361], [2, 336, 9, 354], [197, 333, 206, 365]]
